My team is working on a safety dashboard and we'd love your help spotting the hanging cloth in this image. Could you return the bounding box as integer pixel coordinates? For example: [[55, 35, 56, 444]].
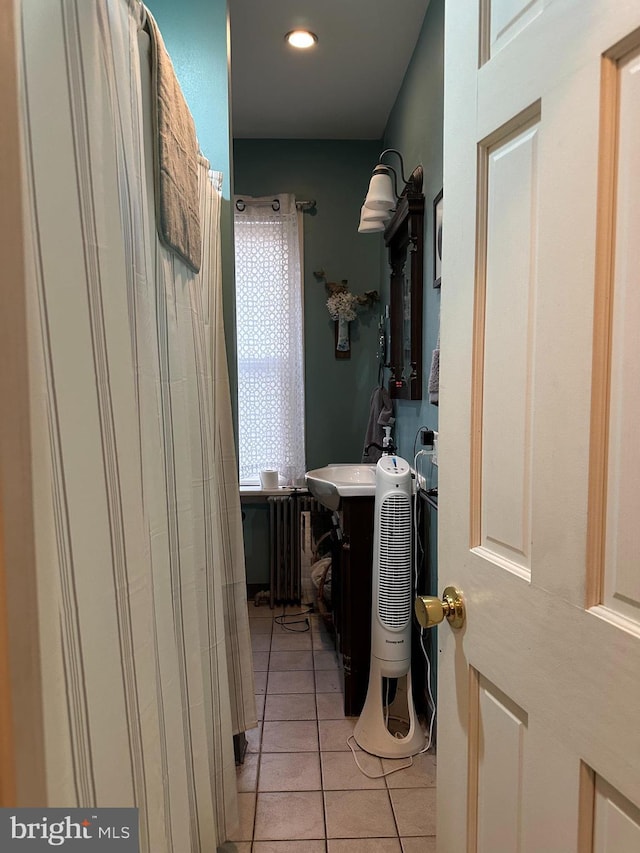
[[361, 386, 395, 463]]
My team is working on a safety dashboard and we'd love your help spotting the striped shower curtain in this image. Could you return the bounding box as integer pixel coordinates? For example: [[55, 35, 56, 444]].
[[19, 0, 255, 849]]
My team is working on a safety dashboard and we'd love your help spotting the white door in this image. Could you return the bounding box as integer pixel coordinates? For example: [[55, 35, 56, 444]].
[[438, 1, 640, 850]]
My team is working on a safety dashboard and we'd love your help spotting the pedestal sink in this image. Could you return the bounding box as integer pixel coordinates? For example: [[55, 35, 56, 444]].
[[305, 464, 376, 511]]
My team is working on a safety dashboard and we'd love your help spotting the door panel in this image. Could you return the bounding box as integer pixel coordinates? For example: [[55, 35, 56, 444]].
[[478, 115, 540, 576], [603, 41, 640, 625], [594, 777, 640, 851], [482, 0, 545, 63], [439, 0, 640, 849], [471, 670, 528, 853]]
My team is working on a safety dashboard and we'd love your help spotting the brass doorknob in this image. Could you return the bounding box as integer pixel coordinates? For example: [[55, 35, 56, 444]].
[[415, 586, 465, 629]]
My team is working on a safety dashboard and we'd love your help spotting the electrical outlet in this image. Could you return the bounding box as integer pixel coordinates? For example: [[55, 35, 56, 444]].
[[420, 428, 435, 446], [432, 431, 439, 466]]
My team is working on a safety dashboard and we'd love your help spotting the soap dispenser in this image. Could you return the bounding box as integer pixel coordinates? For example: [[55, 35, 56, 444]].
[[382, 425, 393, 454]]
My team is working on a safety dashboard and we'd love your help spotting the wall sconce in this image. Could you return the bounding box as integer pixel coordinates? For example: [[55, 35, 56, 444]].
[[358, 149, 423, 234]]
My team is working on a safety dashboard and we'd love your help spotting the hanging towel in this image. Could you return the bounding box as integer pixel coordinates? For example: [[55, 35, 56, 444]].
[[361, 387, 395, 463], [147, 11, 202, 272], [428, 332, 440, 406]]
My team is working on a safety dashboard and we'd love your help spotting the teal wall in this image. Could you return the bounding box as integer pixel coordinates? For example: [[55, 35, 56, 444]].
[[146, 0, 231, 192], [382, 0, 444, 463], [145, 0, 238, 421], [234, 139, 383, 470]]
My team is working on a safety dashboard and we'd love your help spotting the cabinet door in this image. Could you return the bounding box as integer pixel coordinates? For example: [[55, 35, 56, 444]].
[[340, 498, 374, 716]]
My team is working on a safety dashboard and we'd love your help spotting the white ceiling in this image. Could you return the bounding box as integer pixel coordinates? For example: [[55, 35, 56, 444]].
[[229, 0, 431, 139]]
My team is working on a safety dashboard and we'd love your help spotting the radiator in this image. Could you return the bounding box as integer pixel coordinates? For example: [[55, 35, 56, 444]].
[[268, 496, 298, 606], [268, 493, 323, 607]]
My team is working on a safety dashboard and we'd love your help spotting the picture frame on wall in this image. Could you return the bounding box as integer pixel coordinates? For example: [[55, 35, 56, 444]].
[[433, 189, 443, 289]]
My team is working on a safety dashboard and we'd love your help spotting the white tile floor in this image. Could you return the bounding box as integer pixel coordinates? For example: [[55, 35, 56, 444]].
[[227, 602, 437, 853]]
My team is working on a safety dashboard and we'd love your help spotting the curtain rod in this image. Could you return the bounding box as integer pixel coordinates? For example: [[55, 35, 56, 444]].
[[235, 198, 316, 213]]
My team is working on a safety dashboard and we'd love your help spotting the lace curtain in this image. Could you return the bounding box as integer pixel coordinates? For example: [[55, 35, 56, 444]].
[[234, 195, 306, 484]]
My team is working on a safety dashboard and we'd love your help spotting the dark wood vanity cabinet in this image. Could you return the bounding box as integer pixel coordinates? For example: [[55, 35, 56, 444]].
[[330, 494, 431, 719], [332, 496, 375, 717]]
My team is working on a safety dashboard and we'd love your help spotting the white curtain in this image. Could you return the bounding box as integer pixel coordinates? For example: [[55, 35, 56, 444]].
[[19, 0, 254, 849], [234, 195, 306, 485]]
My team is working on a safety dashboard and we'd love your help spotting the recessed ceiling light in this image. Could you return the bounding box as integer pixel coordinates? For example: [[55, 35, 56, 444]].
[[285, 30, 318, 49]]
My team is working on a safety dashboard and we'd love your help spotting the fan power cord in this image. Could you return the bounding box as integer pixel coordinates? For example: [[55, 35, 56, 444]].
[[346, 736, 415, 779], [274, 605, 312, 632]]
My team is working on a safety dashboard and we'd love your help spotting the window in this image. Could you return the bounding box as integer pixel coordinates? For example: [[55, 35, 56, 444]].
[[233, 194, 306, 485]]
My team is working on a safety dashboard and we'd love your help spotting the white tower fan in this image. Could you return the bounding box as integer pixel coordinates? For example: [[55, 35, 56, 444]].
[[353, 455, 425, 758]]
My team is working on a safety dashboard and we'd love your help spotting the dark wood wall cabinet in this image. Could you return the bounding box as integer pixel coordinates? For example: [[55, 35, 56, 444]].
[[385, 168, 425, 400]]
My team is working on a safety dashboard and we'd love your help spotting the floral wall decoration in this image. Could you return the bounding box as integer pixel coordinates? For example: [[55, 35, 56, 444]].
[[314, 270, 379, 359]]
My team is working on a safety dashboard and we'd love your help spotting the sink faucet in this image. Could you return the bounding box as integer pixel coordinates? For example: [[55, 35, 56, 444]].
[[364, 426, 396, 458], [364, 439, 396, 457]]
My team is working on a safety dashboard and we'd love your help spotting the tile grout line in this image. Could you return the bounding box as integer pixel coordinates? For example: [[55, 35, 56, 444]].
[[256, 612, 278, 845], [251, 610, 275, 846], [248, 612, 272, 847], [311, 618, 330, 849]]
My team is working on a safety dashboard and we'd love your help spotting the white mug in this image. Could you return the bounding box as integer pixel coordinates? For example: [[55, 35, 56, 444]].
[[259, 469, 279, 490]]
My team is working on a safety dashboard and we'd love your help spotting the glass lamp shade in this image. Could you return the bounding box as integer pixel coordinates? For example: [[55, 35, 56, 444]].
[[362, 205, 391, 222], [364, 168, 396, 210], [358, 220, 385, 233], [358, 206, 386, 233]]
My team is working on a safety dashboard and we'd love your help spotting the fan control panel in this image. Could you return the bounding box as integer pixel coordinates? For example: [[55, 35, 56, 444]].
[[377, 456, 411, 477]]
